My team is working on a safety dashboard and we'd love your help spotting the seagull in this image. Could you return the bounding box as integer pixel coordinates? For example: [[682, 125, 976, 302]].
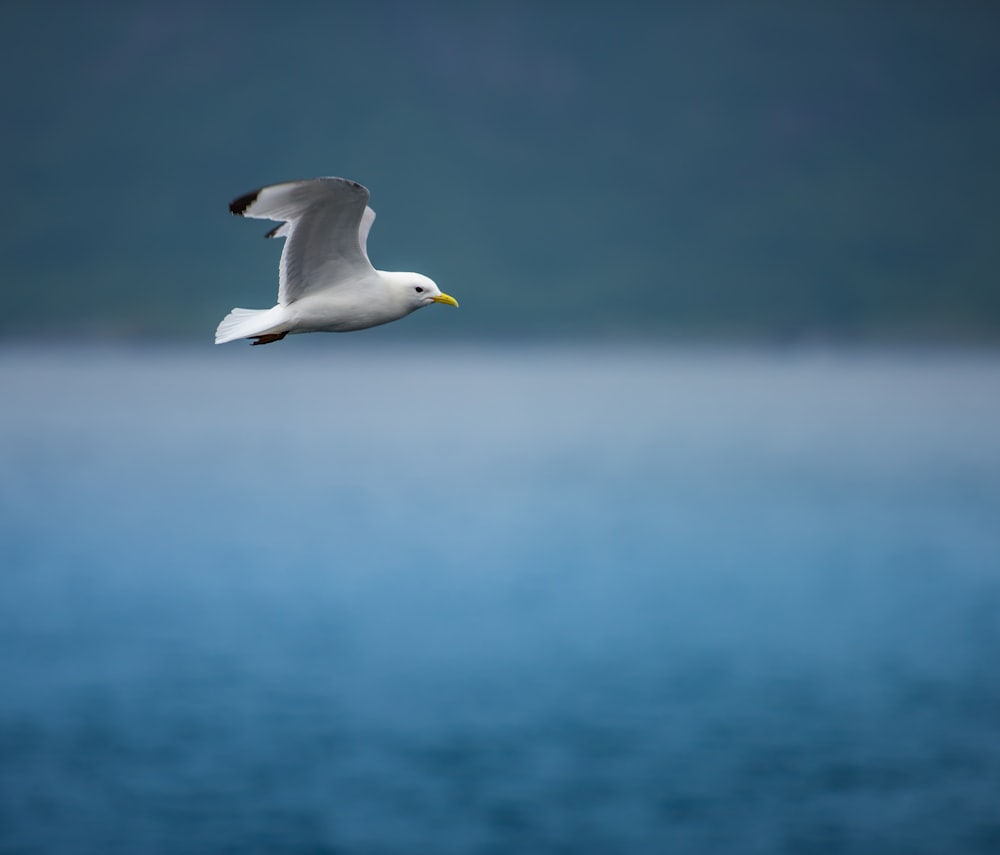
[[215, 177, 458, 345]]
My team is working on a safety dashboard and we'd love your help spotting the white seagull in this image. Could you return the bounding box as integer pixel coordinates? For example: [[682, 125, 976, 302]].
[[215, 177, 458, 345]]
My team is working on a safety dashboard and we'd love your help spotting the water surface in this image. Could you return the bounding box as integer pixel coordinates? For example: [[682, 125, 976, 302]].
[[2, 344, 999, 853]]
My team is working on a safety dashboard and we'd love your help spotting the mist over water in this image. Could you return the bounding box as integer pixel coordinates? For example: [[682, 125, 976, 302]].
[[2, 344, 999, 853]]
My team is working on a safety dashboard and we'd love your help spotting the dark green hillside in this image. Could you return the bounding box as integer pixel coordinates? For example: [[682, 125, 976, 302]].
[[2, 1, 999, 341]]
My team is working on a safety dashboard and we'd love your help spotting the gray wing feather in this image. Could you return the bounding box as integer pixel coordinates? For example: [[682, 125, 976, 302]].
[[230, 177, 375, 304]]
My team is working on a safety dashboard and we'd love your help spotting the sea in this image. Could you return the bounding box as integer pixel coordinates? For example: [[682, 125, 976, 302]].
[[1, 342, 998, 854]]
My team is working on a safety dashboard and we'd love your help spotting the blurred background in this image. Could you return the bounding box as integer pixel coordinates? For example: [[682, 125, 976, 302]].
[[3, 0, 999, 343], [2, 2, 1000, 854]]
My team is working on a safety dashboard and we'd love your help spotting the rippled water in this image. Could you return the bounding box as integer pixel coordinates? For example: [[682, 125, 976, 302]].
[[1, 343, 999, 854]]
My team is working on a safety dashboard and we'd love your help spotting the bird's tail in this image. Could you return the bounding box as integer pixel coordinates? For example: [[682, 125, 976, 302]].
[[214, 306, 287, 344]]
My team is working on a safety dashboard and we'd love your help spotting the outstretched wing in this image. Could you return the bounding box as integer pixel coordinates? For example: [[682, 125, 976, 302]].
[[230, 177, 376, 304]]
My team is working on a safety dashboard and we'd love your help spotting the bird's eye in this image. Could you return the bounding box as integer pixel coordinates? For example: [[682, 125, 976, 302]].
[[415, 286, 425, 293]]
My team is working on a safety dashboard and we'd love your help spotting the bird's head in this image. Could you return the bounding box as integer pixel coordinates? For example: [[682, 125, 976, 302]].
[[402, 273, 459, 311]]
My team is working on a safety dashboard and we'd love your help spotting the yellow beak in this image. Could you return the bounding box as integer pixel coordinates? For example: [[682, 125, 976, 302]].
[[431, 292, 459, 308]]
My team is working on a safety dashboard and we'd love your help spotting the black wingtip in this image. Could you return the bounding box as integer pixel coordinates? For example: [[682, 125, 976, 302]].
[[229, 189, 260, 216]]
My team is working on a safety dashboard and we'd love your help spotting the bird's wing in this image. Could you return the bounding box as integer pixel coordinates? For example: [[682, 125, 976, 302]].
[[266, 205, 375, 259], [230, 177, 376, 304], [358, 205, 376, 265]]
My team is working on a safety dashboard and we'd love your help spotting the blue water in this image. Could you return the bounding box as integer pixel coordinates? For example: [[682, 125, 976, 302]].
[[1, 343, 999, 854]]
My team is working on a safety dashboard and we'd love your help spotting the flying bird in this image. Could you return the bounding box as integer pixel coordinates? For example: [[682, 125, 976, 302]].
[[216, 177, 458, 345]]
